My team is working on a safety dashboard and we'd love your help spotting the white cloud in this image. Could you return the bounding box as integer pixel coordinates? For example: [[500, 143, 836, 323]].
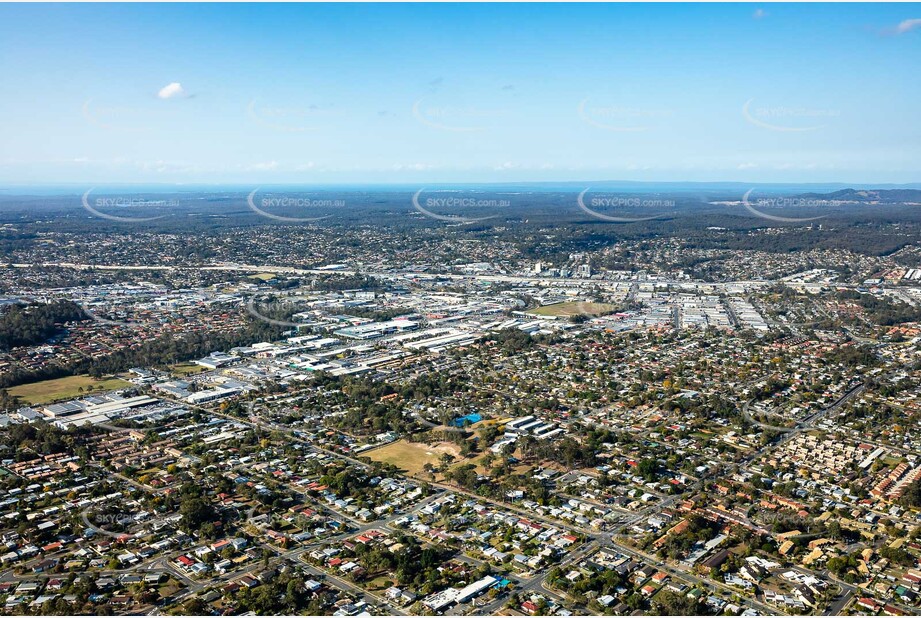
[[157, 82, 186, 99], [753, 8, 767, 19], [773, 162, 823, 171], [737, 162, 758, 170], [137, 159, 197, 174], [895, 18, 921, 34], [248, 161, 279, 171], [392, 163, 435, 172]]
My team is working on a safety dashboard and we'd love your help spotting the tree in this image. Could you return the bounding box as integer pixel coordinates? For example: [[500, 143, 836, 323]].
[[637, 458, 658, 481], [900, 479, 921, 508], [438, 453, 456, 472], [180, 496, 216, 532], [652, 590, 709, 615]]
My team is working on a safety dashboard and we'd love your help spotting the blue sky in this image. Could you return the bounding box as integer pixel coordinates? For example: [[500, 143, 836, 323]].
[[0, 3, 919, 185]]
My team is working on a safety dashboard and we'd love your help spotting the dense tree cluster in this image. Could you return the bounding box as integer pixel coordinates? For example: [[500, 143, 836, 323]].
[[900, 478, 921, 509], [0, 300, 86, 351], [310, 274, 387, 292], [836, 289, 921, 326], [5, 421, 83, 458], [0, 314, 284, 389]]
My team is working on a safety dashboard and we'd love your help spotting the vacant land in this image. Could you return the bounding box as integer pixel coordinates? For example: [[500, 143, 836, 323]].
[[366, 439, 461, 476], [9, 375, 133, 405], [170, 362, 208, 376], [366, 575, 395, 591], [528, 301, 619, 317]]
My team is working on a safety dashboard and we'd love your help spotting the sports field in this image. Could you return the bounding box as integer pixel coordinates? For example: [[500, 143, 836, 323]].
[[365, 439, 461, 476], [9, 375, 133, 405]]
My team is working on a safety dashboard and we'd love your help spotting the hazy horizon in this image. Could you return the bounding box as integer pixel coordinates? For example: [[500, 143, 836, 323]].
[[3, 180, 921, 198]]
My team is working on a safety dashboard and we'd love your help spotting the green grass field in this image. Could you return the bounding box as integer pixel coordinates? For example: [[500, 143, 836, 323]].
[[170, 362, 208, 376], [528, 301, 618, 317], [9, 375, 133, 405]]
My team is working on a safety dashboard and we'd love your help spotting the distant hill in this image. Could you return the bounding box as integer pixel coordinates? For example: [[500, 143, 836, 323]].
[[797, 188, 921, 203]]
